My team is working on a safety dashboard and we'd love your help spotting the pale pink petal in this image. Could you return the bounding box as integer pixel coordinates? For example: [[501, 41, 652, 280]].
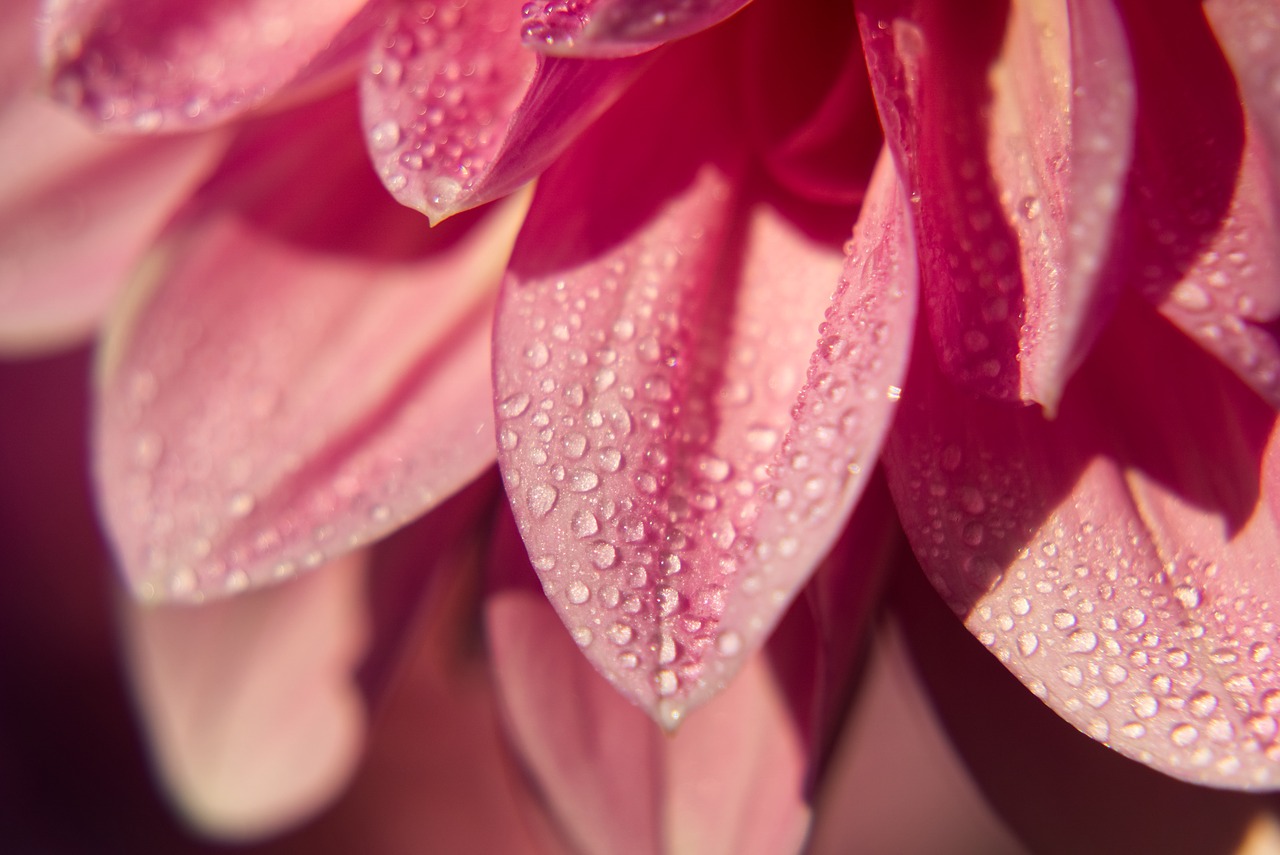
[[1205, 0, 1280, 198], [0, 0, 226, 353], [857, 0, 1134, 407], [883, 296, 1280, 789], [94, 91, 525, 602], [739, 0, 880, 206], [360, 0, 647, 223], [807, 617, 1029, 855], [259, 479, 546, 855], [485, 510, 810, 855], [119, 550, 370, 840], [493, 36, 916, 726], [519, 0, 751, 57], [1115, 1, 1280, 408], [41, 0, 373, 131]]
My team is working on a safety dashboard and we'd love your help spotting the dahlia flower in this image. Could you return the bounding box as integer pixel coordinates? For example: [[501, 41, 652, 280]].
[[7, 0, 1280, 850]]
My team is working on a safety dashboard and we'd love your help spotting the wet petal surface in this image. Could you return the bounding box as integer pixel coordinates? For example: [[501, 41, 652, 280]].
[[884, 296, 1280, 788], [360, 0, 646, 222], [858, 0, 1135, 407], [42, 0, 372, 130], [519, 0, 751, 57], [95, 91, 523, 601], [493, 32, 917, 726]]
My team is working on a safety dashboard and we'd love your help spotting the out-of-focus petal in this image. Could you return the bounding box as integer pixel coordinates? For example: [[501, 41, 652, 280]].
[[493, 24, 915, 726], [360, 0, 647, 223], [485, 509, 810, 855], [0, 0, 226, 354], [94, 90, 524, 602], [40, 0, 373, 131], [119, 550, 370, 840], [739, 0, 881, 207], [519, 0, 751, 57], [1112, 0, 1280, 409], [857, 0, 1134, 408], [883, 295, 1280, 789], [806, 613, 1029, 855]]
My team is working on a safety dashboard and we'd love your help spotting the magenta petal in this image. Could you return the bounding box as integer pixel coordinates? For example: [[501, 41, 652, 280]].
[[519, 0, 751, 57], [41, 0, 372, 131], [360, 0, 646, 223], [485, 512, 810, 854], [857, 0, 1134, 407], [94, 92, 524, 601], [493, 47, 917, 723], [884, 298, 1280, 789], [739, 0, 881, 207], [119, 550, 369, 839]]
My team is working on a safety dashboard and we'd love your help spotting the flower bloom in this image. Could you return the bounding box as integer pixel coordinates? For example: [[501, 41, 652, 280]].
[[7, 0, 1280, 849]]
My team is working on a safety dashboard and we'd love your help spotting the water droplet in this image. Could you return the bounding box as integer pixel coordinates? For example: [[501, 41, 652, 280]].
[[656, 669, 678, 696], [527, 484, 558, 517], [1170, 723, 1199, 747], [228, 491, 255, 518], [658, 633, 677, 664], [572, 510, 599, 538], [1053, 609, 1078, 630], [1173, 585, 1202, 609], [1188, 691, 1219, 718], [658, 587, 679, 617], [568, 470, 600, 492], [562, 433, 588, 459], [572, 627, 593, 647], [498, 393, 531, 418], [608, 622, 633, 644], [716, 631, 742, 656], [1133, 694, 1159, 718], [592, 542, 618, 569], [745, 424, 779, 452], [370, 119, 402, 150], [525, 341, 550, 368], [567, 580, 590, 605], [1067, 629, 1098, 653]]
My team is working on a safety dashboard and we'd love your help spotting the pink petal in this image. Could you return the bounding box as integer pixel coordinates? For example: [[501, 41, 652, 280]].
[[360, 0, 647, 223], [493, 35, 917, 726], [519, 0, 751, 57], [807, 617, 1028, 855], [738, 0, 881, 207], [857, 0, 1134, 407], [485, 509, 810, 855], [0, 0, 226, 353], [1204, 0, 1280, 199], [94, 90, 525, 602], [118, 550, 370, 839], [41, 0, 373, 131], [1113, 1, 1280, 408], [883, 295, 1280, 789]]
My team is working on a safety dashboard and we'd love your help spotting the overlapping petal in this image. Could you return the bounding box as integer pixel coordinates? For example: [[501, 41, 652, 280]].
[[485, 468, 910, 853], [360, 0, 648, 223], [1113, 0, 1280, 409], [0, 0, 227, 354], [119, 550, 371, 840], [857, 0, 1135, 408], [94, 90, 525, 602], [884, 295, 1280, 788], [41, 0, 374, 131], [739, 0, 881, 206], [493, 22, 916, 726]]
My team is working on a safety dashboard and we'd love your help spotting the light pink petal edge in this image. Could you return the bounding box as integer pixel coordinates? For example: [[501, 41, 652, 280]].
[[519, 0, 752, 57], [119, 550, 370, 839]]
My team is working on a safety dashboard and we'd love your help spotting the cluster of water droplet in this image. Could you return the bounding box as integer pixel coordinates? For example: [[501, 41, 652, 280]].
[[363, 1, 532, 216], [901, 440, 1280, 787], [519, 0, 591, 48]]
